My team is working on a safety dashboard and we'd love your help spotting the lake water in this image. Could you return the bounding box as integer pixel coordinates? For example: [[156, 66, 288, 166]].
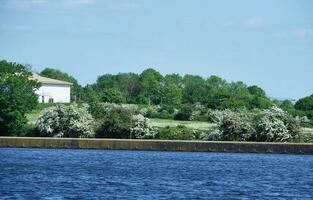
[[0, 148, 313, 199]]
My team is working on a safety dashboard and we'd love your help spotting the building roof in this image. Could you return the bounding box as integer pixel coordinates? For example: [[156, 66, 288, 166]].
[[31, 73, 73, 85]]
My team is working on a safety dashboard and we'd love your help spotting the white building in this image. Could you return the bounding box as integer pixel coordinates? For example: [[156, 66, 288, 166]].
[[31, 73, 72, 103]]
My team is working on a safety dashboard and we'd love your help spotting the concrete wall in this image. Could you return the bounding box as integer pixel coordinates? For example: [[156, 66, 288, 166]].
[[35, 83, 71, 103], [1, 137, 313, 154]]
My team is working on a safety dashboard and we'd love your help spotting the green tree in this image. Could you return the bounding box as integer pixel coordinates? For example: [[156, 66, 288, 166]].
[[248, 85, 266, 97], [139, 68, 163, 105], [182, 75, 206, 104], [162, 83, 182, 107], [115, 73, 140, 103], [0, 60, 40, 136], [295, 95, 313, 112], [204, 76, 229, 109], [164, 73, 183, 87], [40, 68, 82, 102], [101, 88, 124, 104]]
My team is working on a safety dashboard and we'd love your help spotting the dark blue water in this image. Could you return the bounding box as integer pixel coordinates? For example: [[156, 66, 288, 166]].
[[0, 148, 313, 199]]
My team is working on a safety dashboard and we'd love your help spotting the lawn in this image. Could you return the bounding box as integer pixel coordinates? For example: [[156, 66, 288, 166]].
[[148, 118, 216, 130], [27, 110, 41, 125]]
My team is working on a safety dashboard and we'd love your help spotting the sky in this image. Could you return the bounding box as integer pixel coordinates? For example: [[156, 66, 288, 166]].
[[0, 0, 312, 100]]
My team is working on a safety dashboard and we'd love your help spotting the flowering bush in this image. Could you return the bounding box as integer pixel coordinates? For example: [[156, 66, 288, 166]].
[[210, 109, 255, 141], [255, 106, 300, 142], [36, 104, 95, 138], [130, 114, 157, 139]]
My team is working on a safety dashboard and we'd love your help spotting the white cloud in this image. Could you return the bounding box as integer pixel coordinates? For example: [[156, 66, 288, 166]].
[[0, 25, 31, 31], [1, 0, 47, 11], [275, 27, 313, 39], [243, 17, 263, 28], [108, 3, 140, 12], [31, 0, 47, 4], [66, 0, 95, 6], [291, 28, 313, 39]]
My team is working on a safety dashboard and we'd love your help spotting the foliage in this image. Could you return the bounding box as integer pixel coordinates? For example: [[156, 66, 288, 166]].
[[96, 105, 153, 139], [96, 106, 134, 138], [182, 75, 206, 104], [295, 95, 313, 112], [139, 68, 163, 105], [156, 125, 214, 140], [174, 104, 194, 121], [101, 88, 124, 104], [210, 109, 255, 141], [0, 60, 40, 136], [130, 114, 157, 139], [210, 106, 301, 142], [255, 106, 300, 142], [162, 83, 182, 107], [36, 104, 95, 138]]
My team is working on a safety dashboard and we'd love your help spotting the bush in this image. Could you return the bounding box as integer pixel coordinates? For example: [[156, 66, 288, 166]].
[[36, 104, 95, 138], [155, 125, 213, 140], [255, 106, 300, 142], [96, 106, 134, 138], [210, 109, 255, 141], [130, 114, 156, 139], [174, 104, 193, 121], [96, 106, 155, 139]]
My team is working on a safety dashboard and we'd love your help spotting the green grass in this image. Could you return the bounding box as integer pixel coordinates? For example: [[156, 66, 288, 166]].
[[148, 118, 216, 130], [26, 110, 41, 125]]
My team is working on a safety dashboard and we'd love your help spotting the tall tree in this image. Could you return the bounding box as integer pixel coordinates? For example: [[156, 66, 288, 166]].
[[182, 75, 206, 104], [115, 73, 140, 103], [162, 83, 182, 107], [139, 68, 163, 105], [0, 60, 40, 135]]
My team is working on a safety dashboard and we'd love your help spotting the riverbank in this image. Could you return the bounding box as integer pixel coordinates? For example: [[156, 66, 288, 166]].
[[1, 137, 313, 154]]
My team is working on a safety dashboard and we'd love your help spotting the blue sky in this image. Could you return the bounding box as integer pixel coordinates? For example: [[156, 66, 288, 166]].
[[0, 0, 312, 100]]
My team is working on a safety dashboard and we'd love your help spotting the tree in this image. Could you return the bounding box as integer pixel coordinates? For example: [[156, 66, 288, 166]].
[[295, 95, 313, 112], [139, 68, 163, 105], [115, 73, 140, 103], [182, 75, 206, 104], [204, 76, 229, 109], [162, 83, 182, 107], [0, 60, 40, 136], [248, 85, 266, 97], [164, 73, 183, 87], [101, 88, 124, 104], [40, 68, 82, 102]]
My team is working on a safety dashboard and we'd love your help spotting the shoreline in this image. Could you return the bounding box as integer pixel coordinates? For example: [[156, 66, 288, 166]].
[[1, 137, 313, 154]]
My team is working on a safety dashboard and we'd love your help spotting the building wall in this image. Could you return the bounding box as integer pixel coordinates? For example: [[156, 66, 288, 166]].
[[35, 83, 71, 103]]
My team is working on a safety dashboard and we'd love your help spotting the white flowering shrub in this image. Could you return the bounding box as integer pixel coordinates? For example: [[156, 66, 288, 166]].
[[130, 114, 157, 139], [37, 104, 95, 138], [255, 106, 300, 142], [210, 109, 255, 141]]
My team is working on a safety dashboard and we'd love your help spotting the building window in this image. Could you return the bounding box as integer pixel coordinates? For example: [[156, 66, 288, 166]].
[[49, 98, 54, 103], [41, 96, 45, 103]]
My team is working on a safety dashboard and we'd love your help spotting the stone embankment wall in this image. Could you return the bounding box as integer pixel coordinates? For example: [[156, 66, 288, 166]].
[[0, 137, 313, 154]]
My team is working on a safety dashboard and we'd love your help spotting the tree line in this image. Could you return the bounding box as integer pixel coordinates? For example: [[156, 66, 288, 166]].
[[41, 68, 272, 109], [39, 67, 313, 120]]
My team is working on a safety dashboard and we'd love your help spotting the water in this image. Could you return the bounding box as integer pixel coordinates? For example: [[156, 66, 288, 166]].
[[0, 148, 313, 199]]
